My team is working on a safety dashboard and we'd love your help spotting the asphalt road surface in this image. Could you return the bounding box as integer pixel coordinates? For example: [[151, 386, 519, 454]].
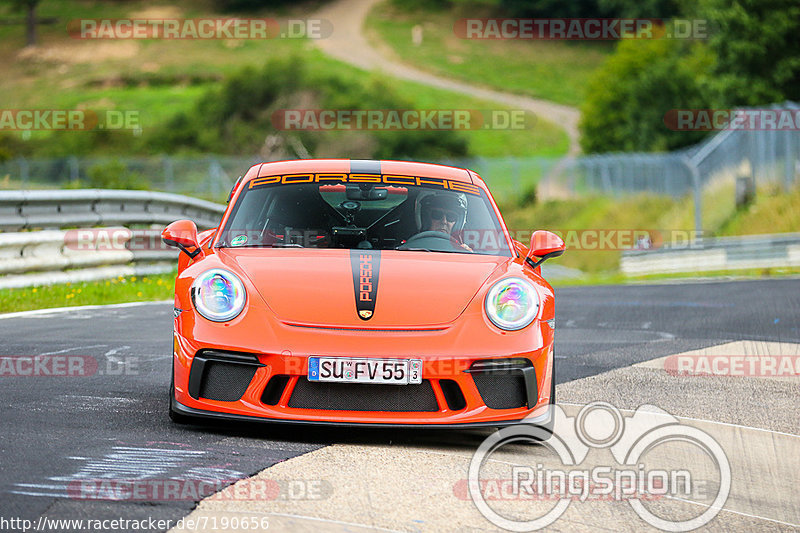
[[0, 278, 798, 531]]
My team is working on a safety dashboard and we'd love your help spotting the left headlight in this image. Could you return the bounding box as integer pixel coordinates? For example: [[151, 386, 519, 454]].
[[484, 277, 540, 331], [191, 268, 246, 322]]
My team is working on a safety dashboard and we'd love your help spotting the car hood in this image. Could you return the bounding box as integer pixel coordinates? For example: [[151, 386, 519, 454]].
[[219, 248, 507, 328]]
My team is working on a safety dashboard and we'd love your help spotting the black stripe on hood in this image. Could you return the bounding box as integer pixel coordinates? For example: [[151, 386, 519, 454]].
[[350, 249, 381, 320]]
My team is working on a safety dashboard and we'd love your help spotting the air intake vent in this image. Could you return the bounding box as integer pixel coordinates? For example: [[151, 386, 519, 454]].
[[439, 379, 466, 411], [471, 373, 527, 409], [199, 361, 258, 402], [468, 358, 536, 409], [288, 379, 439, 412], [261, 375, 291, 406], [188, 350, 263, 402]]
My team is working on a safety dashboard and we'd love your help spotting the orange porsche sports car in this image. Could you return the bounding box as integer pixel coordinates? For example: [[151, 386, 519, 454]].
[[163, 159, 565, 429]]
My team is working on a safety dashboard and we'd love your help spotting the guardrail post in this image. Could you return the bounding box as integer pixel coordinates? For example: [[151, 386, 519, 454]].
[[785, 130, 794, 192], [18, 158, 29, 188], [511, 157, 519, 197], [68, 156, 79, 186], [682, 155, 703, 244], [163, 156, 174, 192]]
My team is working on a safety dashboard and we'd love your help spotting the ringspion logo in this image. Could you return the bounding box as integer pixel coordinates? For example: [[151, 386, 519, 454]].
[[469, 402, 731, 531]]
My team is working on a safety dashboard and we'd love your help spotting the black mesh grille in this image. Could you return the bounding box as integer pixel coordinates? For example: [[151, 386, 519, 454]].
[[198, 361, 258, 402], [472, 372, 527, 409], [288, 378, 439, 412], [261, 375, 291, 406]]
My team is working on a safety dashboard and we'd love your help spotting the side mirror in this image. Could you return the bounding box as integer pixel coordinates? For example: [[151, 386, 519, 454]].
[[525, 230, 565, 270], [162, 220, 201, 259]]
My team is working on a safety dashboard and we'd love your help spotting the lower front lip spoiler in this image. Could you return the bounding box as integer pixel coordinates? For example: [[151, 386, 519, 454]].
[[171, 399, 554, 430]]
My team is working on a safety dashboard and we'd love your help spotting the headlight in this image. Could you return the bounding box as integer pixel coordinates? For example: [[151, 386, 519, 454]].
[[484, 277, 540, 331], [191, 268, 246, 322]]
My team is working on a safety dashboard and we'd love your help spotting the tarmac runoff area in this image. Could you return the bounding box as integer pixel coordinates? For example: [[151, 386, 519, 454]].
[[171, 341, 799, 532]]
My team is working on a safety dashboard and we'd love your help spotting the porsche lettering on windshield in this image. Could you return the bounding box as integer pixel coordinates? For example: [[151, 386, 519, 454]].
[[247, 172, 483, 196]]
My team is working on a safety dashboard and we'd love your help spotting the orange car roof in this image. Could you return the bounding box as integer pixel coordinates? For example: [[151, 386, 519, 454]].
[[249, 159, 475, 184]]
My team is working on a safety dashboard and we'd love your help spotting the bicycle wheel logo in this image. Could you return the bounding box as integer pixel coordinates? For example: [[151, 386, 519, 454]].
[[468, 402, 731, 531]]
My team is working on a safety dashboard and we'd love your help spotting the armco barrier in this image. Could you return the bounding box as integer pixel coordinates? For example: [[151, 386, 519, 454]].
[[0, 190, 225, 289], [621, 233, 800, 275], [0, 189, 225, 231]]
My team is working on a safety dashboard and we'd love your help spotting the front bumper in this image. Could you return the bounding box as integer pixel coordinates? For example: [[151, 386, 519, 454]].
[[171, 397, 554, 429], [173, 335, 555, 426]]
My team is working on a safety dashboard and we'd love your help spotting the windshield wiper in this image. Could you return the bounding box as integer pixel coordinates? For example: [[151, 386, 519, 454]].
[[398, 247, 469, 254]]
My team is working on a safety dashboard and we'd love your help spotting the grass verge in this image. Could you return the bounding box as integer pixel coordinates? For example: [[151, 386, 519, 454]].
[[0, 272, 175, 314], [500, 181, 800, 275], [365, 1, 612, 107], [0, 0, 568, 160]]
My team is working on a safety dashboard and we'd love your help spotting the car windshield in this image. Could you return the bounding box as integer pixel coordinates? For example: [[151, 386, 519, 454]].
[[217, 174, 512, 256]]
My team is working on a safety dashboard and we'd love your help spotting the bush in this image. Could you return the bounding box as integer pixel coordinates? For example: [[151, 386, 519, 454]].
[[70, 160, 148, 190], [499, 0, 679, 18], [579, 35, 713, 153], [148, 56, 469, 160]]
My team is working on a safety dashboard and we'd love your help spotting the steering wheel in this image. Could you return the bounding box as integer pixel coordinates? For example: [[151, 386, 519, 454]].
[[397, 231, 456, 251]]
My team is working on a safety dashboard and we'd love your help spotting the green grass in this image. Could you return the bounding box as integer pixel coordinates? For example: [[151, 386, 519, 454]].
[[718, 184, 800, 236], [500, 181, 800, 275], [0, 272, 175, 314], [0, 0, 567, 159], [501, 193, 681, 273], [365, 1, 612, 107], [298, 48, 569, 158]]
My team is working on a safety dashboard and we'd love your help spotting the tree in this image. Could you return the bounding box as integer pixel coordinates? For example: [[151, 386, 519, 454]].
[[499, 0, 679, 19], [579, 35, 714, 153], [11, 0, 40, 46], [694, 0, 800, 106]]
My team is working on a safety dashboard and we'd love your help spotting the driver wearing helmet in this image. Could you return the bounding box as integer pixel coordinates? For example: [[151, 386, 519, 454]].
[[415, 191, 472, 251]]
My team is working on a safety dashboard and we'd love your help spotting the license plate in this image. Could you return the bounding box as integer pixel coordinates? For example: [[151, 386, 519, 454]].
[[308, 357, 422, 385]]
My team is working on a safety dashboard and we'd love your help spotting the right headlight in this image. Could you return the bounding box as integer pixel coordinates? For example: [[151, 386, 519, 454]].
[[484, 277, 540, 331], [191, 268, 246, 322]]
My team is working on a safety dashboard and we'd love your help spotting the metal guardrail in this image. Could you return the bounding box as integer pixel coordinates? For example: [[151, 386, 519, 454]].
[[0, 189, 225, 231], [621, 233, 800, 275], [0, 189, 226, 289]]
